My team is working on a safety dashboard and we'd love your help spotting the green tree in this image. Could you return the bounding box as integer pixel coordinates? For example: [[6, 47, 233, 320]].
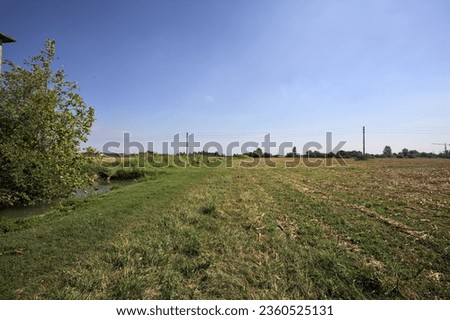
[[383, 145, 392, 157], [402, 148, 409, 157], [292, 146, 297, 156], [0, 40, 95, 207], [254, 147, 263, 158], [84, 146, 100, 157]]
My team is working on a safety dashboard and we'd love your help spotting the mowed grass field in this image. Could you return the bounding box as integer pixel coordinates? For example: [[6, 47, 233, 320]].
[[0, 158, 449, 299]]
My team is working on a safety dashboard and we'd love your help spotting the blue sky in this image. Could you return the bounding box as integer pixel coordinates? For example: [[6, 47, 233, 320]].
[[2, 0, 450, 154]]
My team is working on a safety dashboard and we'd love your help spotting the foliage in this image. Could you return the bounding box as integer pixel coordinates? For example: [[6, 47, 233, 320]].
[[383, 146, 392, 158], [82, 163, 111, 179], [111, 167, 147, 180], [397, 148, 422, 158], [355, 154, 369, 161], [402, 148, 409, 157], [0, 40, 95, 207], [83, 146, 100, 157], [245, 147, 268, 158]]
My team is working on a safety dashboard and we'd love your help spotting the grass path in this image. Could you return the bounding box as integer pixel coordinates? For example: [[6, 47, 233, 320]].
[[0, 169, 210, 298]]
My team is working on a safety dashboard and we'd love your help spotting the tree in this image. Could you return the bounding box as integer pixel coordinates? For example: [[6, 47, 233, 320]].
[[383, 146, 392, 157], [402, 148, 409, 157], [292, 146, 297, 157], [255, 148, 263, 157], [84, 146, 100, 157], [0, 40, 95, 207]]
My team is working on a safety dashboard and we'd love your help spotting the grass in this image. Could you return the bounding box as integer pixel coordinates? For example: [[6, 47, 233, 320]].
[[0, 158, 448, 299]]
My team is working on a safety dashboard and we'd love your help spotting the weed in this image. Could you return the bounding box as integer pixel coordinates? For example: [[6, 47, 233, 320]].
[[200, 202, 217, 216]]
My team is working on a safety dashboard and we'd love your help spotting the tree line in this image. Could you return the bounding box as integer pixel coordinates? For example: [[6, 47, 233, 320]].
[[239, 146, 449, 159]]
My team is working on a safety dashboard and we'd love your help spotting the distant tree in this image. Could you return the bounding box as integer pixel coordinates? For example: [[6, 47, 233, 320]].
[[408, 150, 419, 158], [292, 146, 297, 157], [0, 40, 95, 207], [402, 148, 409, 157], [383, 146, 392, 157], [84, 146, 100, 157]]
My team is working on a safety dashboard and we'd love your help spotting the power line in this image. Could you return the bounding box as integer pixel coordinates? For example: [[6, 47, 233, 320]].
[[432, 142, 449, 153]]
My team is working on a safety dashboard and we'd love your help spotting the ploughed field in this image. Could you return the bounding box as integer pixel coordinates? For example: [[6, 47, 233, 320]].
[[0, 158, 449, 299]]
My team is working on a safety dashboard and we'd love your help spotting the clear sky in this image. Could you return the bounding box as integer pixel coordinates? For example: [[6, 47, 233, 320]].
[[2, 0, 450, 154]]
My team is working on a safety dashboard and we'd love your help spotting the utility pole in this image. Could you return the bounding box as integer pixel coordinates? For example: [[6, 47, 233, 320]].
[[363, 126, 366, 156], [432, 142, 449, 154], [0, 32, 16, 75]]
